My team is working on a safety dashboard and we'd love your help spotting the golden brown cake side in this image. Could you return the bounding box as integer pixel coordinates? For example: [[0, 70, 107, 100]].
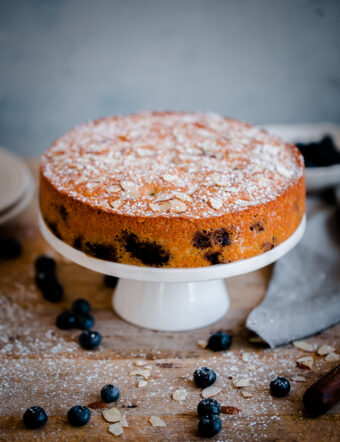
[[40, 172, 305, 268]]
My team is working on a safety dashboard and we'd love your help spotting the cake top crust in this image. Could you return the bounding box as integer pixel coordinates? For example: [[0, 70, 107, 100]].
[[41, 112, 304, 218]]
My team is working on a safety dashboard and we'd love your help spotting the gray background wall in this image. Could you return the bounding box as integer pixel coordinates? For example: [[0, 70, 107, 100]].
[[0, 0, 339, 156]]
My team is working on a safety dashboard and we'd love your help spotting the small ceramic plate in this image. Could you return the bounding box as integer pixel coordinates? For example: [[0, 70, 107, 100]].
[[262, 123, 340, 191], [0, 146, 31, 211]]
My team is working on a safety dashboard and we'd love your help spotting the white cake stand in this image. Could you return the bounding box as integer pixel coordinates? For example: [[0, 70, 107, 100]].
[[39, 211, 306, 331]]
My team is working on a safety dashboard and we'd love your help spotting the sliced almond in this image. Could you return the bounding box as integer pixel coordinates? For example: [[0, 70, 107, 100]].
[[291, 375, 307, 383], [210, 173, 229, 187], [134, 360, 148, 367], [109, 199, 122, 209], [201, 385, 221, 398], [103, 407, 121, 423], [197, 340, 208, 349], [248, 336, 265, 344], [241, 352, 251, 362], [173, 192, 192, 203], [120, 415, 128, 428], [168, 198, 187, 213], [130, 369, 151, 380], [316, 345, 335, 356], [296, 356, 314, 370], [325, 352, 339, 362], [163, 174, 177, 182], [233, 378, 251, 388], [241, 391, 253, 398], [292, 340, 315, 352], [155, 192, 172, 202], [107, 184, 122, 193], [206, 197, 223, 210], [149, 416, 166, 427], [108, 422, 123, 437], [172, 388, 188, 401], [120, 180, 139, 192], [138, 379, 147, 388], [247, 365, 256, 371]]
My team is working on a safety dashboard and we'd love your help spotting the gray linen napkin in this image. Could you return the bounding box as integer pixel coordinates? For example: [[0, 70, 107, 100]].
[[246, 206, 340, 348]]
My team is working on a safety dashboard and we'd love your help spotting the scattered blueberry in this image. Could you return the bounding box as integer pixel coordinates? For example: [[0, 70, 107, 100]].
[[23, 406, 48, 429], [104, 275, 119, 289], [270, 376, 291, 397], [197, 398, 221, 417], [72, 298, 90, 315], [207, 331, 232, 352], [67, 405, 91, 427], [193, 367, 216, 389], [0, 237, 22, 259], [34, 255, 56, 274], [41, 280, 64, 302], [79, 330, 102, 350], [56, 310, 77, 330], [198, 414, 222, 438], [101, 384, 120, 403], [75, 314, 95, 330], [34, 271, 58, 290]]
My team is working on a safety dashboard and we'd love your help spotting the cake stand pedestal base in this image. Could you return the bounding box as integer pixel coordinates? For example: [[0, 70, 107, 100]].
[[113, 279, 229, 331]]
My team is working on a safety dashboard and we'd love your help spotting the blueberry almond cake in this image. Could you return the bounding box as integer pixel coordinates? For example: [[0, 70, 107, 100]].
[[40, 111, 305, 267]]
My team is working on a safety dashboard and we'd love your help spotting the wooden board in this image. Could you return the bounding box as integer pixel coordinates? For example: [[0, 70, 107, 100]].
[[0, 161, 339, 441]]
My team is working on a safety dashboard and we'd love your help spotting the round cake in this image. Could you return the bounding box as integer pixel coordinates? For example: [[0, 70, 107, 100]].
[[40, 112, 305, 268]]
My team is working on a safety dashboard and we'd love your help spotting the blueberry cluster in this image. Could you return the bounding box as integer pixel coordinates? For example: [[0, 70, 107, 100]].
[[0, 237, 22, 260], [23, 384, 120, 429], [34, 255, 63, 302], [193, 367, 222, 438], [56, 298, 102, 350]]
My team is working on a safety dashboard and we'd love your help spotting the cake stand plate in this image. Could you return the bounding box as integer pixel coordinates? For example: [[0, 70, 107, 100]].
[[39, 212, 306, 331]]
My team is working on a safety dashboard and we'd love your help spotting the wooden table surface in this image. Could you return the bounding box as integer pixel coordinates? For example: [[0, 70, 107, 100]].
[[0, 162, 339, 441]]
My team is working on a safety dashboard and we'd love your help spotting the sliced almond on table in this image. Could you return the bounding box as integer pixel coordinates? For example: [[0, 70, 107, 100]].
[[247, 365, 256, 371], [316, 345, 336, 356], [325, 352, 339, 362], [241, 352, 251, 362], [172, 388, 188, 401], [197, 340, 208, 349], [292, 340, 315, 352], [108, 422, 123, 437], [149, 416, 167, 427], [249, 336, 265, 344], [134, 360, 148, 367], [130, 369, 151, 380], [233, 378, 251, 388], [103, 407, 121, 423], [291, 375, 307, 383], [138, 379, 147, 388], [296, 356, 314, 370], [241, 391, 253, 398], [201, 385, 221, 398], [120, 415, 128, 428]]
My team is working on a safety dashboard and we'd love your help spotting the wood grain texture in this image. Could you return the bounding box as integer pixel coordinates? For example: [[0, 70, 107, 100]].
[[0, 161, 339, 441]]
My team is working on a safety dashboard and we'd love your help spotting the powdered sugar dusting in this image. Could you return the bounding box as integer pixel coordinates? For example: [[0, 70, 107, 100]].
[[41, 112, 304, 218]]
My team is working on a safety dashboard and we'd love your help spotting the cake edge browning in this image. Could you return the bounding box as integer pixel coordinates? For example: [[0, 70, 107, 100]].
[[39, 171, 305, 268]]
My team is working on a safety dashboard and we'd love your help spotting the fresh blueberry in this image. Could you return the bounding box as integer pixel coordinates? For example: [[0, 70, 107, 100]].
[[23, 406, 48, 429], [75, 314, 95, 330], [79, 330, 101, 350], [270, 376, 291, 397], [41, 280, 64, 302], [35, 271, 58, 290], [72, 298, 91, 315], [0, 237, 22, 259], [104, 275, 119, 289], [197, 398, 221, 417], [198, 414, 222, 438], [67, 405, 91, 427], [207, 331, 232, 351], [56, 310, 77, 330], [101, 384, 120, 403], [193, 367, 216, 389], [34, 255, 56, 274]]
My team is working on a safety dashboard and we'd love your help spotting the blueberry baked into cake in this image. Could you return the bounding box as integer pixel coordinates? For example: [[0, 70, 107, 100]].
[[40, 112, 305, 267]]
